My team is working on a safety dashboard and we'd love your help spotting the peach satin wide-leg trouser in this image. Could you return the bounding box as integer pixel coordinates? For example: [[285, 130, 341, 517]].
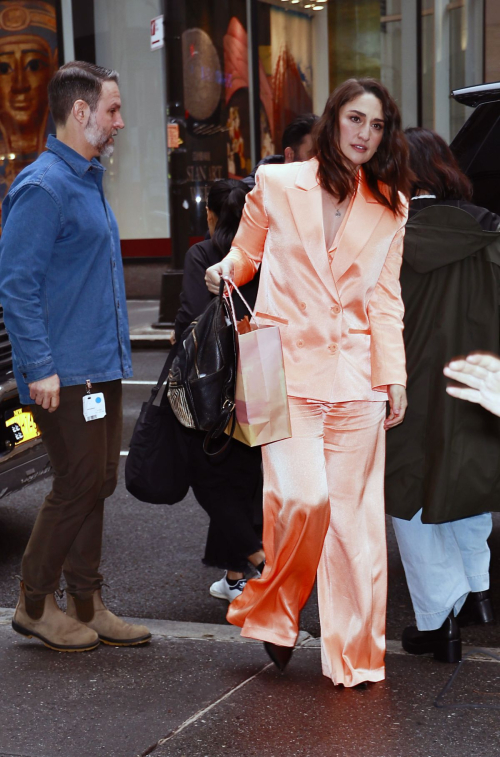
[[227, 398, 388, 687]]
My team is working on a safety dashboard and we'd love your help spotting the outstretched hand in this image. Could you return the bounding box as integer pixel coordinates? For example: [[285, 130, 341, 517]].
[[444, 352, 500, 417]]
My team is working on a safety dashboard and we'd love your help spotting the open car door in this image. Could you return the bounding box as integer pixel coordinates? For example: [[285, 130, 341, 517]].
[[451, 82, 500, 216]]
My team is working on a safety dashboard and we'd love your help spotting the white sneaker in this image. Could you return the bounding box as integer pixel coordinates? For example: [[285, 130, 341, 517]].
[[209, 572, 247, 603]]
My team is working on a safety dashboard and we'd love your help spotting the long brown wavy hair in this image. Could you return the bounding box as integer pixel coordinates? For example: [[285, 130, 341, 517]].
[[314, 78, 412, 215], [405, 127, 473, 201]]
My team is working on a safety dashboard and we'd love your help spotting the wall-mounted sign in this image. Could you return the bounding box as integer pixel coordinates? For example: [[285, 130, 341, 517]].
[[150, 15, 164, 50]]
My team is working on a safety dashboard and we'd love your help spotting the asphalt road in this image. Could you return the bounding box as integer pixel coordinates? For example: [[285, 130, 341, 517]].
[[0, 348, 499, 647]]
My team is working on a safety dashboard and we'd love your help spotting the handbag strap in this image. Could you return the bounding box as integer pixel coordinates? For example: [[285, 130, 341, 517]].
[[148, 351, 172, 406], [201, 279, 239, 457], [203, 405, 236, 456]]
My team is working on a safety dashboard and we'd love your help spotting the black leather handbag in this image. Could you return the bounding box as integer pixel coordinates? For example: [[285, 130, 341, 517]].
[[167, 280, 237, 454], [125, 352, 190, 505]]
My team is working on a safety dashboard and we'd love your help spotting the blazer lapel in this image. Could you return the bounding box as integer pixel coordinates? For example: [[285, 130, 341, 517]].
[[285, 160, 339, 300], [330, 172, 385, 282]]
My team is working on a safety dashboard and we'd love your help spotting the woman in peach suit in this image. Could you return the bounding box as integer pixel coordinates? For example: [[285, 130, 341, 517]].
[[206, 79, 412, 687]]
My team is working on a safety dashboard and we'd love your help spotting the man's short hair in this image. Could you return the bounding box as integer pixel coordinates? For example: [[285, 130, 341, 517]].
[[48, 61, 119, 126], [282, 114, 318, 154]]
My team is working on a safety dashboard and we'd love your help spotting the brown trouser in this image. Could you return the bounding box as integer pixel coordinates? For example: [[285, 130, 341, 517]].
[[22, 380, 122, 601]]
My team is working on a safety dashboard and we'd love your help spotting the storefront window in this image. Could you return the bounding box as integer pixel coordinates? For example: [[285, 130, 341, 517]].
[[328, 1, 405, 112], [326, 0, 485, 137], [257, 1, 314, 156], [328, 0, 381, 90], [0, 0, 61, 224], [94, 0, 170, 244], [178, 0, 251, 236]]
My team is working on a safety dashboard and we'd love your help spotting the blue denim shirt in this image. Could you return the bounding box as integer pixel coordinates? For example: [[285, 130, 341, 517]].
[[0, 135, 132, 403]]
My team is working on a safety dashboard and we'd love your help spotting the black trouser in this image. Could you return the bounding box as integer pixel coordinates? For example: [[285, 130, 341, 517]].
[[183, 427, 263, 572], [22, 381, 122, 601]]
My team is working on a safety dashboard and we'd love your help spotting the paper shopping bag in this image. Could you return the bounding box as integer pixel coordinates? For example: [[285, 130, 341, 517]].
[[228, 323, 291, 446]]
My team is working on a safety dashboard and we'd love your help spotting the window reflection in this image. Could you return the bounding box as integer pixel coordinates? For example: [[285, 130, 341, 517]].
[[421, 0, 434, 130], [380, 0, 402, 108]]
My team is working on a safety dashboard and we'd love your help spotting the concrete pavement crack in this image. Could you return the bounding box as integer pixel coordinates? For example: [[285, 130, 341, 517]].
[[135, 661, 274, 757]]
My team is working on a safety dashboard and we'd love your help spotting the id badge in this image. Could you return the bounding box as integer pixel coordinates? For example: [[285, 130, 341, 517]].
[[83, 392, 106, 422]]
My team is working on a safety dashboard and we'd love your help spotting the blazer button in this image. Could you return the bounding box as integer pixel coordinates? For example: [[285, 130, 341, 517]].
[[296, 339, 304, 348], [330, 304, 341, 316], [328, 343, 338, 354], [299, 302, 307, 311]]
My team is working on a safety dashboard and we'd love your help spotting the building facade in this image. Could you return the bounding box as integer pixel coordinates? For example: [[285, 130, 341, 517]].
[[0, 0, 499, 265]]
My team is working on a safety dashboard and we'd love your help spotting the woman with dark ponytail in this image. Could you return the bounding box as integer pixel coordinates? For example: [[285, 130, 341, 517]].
[[175, 181, 260, 332], [173, 179, 265, 603], [212, 182, 249, 262]]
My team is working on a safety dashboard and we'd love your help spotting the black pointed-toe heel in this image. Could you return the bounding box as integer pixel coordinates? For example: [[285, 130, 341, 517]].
[[402, 613, 461, 664], [264, 641, 293, 672], [457, 591, 495, 627]]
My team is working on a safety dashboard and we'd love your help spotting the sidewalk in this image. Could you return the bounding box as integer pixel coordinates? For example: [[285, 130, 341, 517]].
[[16, 304, 495, 756], [1, 607, 499, 757], [128, 300, 173, 349]]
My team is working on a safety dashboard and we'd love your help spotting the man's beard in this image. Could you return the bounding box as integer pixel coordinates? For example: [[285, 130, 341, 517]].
[[85, 112, 116, 157]]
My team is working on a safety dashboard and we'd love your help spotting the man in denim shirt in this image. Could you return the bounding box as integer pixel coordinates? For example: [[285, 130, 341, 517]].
[[0, 62, 150, 652]]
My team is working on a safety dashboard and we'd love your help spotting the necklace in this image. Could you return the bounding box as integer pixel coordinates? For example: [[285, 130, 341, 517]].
[[327, 196, 345, 217], [323, 189, 349, 220]]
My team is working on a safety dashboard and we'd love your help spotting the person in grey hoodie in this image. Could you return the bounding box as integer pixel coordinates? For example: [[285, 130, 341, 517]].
[[385, 127, 500, 664]]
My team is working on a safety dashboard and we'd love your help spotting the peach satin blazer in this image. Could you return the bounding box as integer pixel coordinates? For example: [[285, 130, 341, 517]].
[[226, 158, 408, 402]]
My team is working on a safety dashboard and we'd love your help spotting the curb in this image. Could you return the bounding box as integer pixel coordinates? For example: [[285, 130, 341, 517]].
[[129, 331, 173, 349], [1, 608, 498, 662]]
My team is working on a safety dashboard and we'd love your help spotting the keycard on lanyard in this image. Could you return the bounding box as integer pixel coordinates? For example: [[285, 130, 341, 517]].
[[83, 380, 106, 422]]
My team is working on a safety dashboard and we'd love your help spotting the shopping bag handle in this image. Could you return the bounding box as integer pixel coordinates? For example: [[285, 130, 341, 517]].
[[223, 277, 256, 326]]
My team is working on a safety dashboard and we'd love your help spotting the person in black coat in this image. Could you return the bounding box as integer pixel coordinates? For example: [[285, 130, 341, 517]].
[[174, 180, 265, 603], [385, 128, 500, 663]]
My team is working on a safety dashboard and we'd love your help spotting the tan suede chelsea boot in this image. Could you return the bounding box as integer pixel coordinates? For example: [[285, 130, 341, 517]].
[[66, 589, 151, 646], [12, 582, 99, 652]]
